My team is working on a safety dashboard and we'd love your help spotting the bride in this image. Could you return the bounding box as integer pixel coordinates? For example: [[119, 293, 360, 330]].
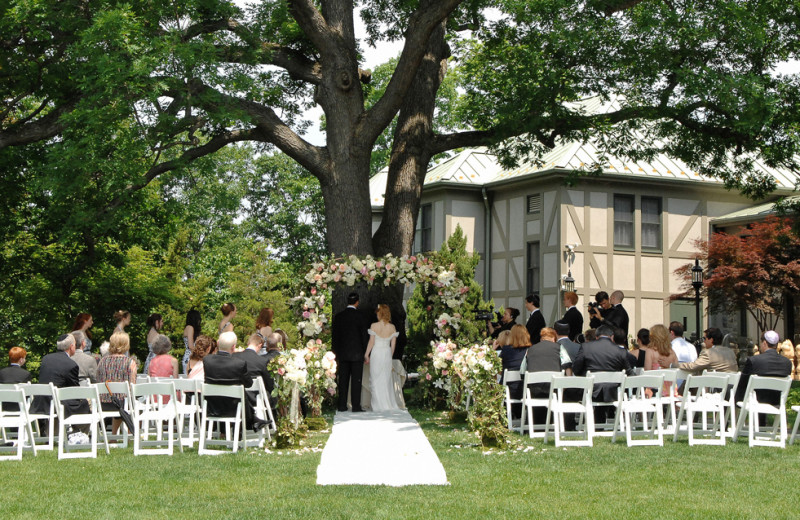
[[364, 304, 399, 411]]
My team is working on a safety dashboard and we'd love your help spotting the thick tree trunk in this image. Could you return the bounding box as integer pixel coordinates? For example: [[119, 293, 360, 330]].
[[372, 7, 450, 257]]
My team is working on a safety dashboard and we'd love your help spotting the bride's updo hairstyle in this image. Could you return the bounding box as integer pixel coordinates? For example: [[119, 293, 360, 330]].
[[376, 304, 391, 323], [221, 303, 236, 316], [113, 310, 130, 323]]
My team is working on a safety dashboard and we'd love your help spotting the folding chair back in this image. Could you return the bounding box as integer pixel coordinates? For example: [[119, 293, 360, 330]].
[[199, 384, 246, 455], [130, 382, 182, 455], [94, 382, 133, 447], [172, 378, 202, 447], [586, 371, 625, 435], [673, 374, 728, 446], [251, 376, 275, 441], [522, 371, 559, 439], [613, 374, 665, 446], [545, 376, 594, 447], [503, 370, 523, 434], [0, 389, 37, 460], [18, 383, 57, 450], [734, 375, 792, 447], [54, 386, 109, 459]]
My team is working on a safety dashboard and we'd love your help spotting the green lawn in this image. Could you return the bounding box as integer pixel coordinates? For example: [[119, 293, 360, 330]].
[[1, 409, 799, 519]]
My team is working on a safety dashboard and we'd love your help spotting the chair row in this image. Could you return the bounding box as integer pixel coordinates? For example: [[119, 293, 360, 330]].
[[0, 377, 275, 460], [503, 369, 797, 448]]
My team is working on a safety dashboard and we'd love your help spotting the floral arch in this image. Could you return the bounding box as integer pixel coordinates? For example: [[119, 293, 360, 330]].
[[270, 253, 506, 448]]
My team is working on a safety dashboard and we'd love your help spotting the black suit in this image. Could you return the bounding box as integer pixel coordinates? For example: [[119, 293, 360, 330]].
[[203, 351, 257, 427], [562, 307, 584, 341], [0, 364, 32, 412], [573, 336, 633, 401], [31, 351, 89, 414], [557, 337, 581, 363], [735, 349, 792, 406], [235, 348, 274, 413], [604, 304, 629, 336], [525, 309, 546, 344], [332, 306, 370, 411]]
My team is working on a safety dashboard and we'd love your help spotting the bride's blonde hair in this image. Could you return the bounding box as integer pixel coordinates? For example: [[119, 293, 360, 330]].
[[376, 304, 391, 323]]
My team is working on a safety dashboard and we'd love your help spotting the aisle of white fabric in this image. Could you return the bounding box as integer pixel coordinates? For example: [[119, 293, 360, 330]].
[[316, 409, 449, 486]]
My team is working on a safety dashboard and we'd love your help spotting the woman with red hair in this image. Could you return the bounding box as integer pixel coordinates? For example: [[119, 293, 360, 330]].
[[71, 313, 94, 352]]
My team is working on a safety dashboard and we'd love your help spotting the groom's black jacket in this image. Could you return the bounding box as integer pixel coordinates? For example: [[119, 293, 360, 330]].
[[332, 307, 370, 362]]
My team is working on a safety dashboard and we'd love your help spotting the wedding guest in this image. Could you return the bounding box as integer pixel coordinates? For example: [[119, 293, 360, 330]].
[[499, 324, 531, 419], [734, 330, 792, 421], [669, 321, 697, 363], [99, 341, 111, 358], [147, 334, 179, 380], [521, 327, 570, 424], [71, 313, 94, 352], [204, 331, 267, 431], [678, 327, 737, 375], [187, 335, 215, 381], [0, 347, 32, 411], [32, 334, 90, 432], [97, 332, 138, 435], [613, 327, 638, 368], [219, 303, 236, 335], [630, 328, 651, 369], [273, 329, 289, 350], [182, 310, 202, 374], [255, 307, 274, 342], [113, 310, 131, 334], [554, 321, 580, 363], [644, 324, 678, 371], [583, 329, 597, 342], [493, 330, 512, 351], [70, 330, 98, 384], [143, 313, 163, 374], [262, 328, 289, 357]]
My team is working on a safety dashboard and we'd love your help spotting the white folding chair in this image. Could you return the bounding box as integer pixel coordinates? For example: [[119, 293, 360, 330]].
[[18, 383, 57, 451], [199, 384, 246, 455], [790, 405, 800, 445], [0, 388, 37, 460], [130, 382, 182, 455], [94, 382, 133, 448], [586, 371, 625, 436], [646, 369, 680, 434], [172, 378, 202, 448], [502, 370, 524, 434], [673, 374, 729, 446], [612, 374, 665, 446], [54, 386, 110, 459], [702, 370, 741, 438], [522, 371, 560, 439], [250, 376, 275, 442], [544, 376, 594, 447], [733, 375, 792, 448], [136, 375, 151, 384]]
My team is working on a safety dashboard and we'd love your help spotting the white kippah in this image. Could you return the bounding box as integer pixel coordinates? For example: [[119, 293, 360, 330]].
[[764, 330, 780, 345]]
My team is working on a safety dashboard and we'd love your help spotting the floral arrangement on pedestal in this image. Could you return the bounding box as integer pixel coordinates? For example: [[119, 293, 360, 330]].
[[268, 347, 311, 448], [449, 342, 507, 448], [302, 339, 338, 430]]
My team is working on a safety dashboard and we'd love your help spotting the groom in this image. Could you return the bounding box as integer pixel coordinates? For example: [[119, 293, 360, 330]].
[[332, 292, 370, 412]]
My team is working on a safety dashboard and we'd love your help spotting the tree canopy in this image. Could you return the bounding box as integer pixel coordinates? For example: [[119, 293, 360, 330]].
[[3, 0, 799, 258]]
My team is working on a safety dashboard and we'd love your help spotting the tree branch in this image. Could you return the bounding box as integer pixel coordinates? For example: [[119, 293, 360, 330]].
[[288, 0, 335, 52], [0, 100, 76, 150], [101, 129, 259, 215], [214, 44, 322, 83], [360, 0, 463, 144]]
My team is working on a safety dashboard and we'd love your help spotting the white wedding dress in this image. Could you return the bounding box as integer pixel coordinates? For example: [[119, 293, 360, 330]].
[[368, 329, 399, 411]]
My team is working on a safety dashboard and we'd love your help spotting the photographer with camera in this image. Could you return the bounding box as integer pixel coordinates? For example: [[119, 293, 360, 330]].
[[486, 307, 519, 340], [588, 291, 611, 329]]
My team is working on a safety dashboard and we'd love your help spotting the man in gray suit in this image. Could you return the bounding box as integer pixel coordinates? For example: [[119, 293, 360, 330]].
[[554, 321, 580, 363], [70, 330, 97, 384]]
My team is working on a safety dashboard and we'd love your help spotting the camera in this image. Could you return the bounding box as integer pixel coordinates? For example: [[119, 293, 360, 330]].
[[476, 310, 495, 321], [588, 301, 598, 309]]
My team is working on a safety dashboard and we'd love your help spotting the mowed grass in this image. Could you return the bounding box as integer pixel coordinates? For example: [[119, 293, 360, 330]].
[[1, 409, 799, 520]]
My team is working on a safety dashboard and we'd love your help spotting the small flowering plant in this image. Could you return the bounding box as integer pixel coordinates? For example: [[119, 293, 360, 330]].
[[267, 347, 311, 446]]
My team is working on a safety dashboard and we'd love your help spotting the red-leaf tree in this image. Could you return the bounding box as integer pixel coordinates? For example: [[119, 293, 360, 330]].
[[674, 216, 800, 338]]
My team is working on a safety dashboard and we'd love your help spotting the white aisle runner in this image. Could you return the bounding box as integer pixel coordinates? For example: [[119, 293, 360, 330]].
[[316, 410, 448, 486]]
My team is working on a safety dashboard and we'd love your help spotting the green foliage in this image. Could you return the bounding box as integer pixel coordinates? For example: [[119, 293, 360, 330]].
[[406, 225, 492, 367]]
